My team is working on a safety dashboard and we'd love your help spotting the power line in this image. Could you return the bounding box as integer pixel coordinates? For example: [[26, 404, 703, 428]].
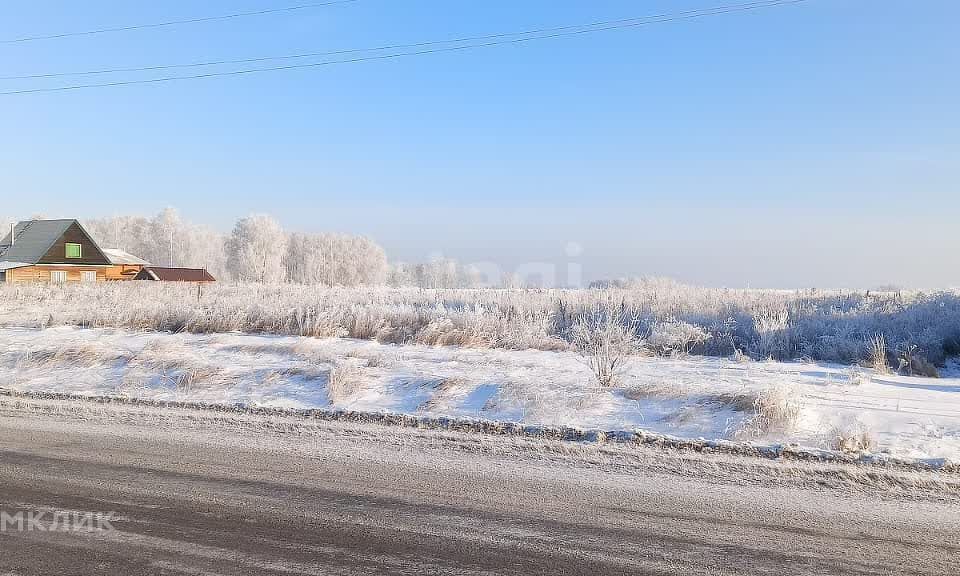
[[0, 0, 358, 44], [1, 0, 797, 81], [0, 0, 808, 96]]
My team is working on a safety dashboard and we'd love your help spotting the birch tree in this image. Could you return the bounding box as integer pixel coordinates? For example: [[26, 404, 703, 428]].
[[85, 209, 228, 279], [225, 214, 287, 283], [285, 232, 387, 286]]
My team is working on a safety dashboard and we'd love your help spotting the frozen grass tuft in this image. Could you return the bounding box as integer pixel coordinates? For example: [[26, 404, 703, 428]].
[[831, 420, 876, 454], [418, 376, 470, 412], [172, 365, 232, 394], [869, 334, 891, 374], [326, 360, 364, 405], [734, 385, 805, 439], [846, 368, 871, 387], [16, 343, 130, 369]]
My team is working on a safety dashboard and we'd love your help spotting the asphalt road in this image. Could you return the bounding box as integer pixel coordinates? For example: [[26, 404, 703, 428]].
[[0, 400, 957, 575]]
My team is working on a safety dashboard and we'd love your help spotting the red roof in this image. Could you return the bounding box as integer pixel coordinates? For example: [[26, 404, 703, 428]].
[[135, 267, 216, 282]]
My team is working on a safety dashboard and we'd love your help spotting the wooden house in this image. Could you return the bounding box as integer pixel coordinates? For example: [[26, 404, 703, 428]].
[[0, 219, 149, 283]]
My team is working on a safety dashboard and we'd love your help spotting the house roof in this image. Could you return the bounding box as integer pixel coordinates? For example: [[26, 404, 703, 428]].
[[0, 261, 31, 272], [102, 248, 149, 266], [0, 219, 76, 264], [136, 267, 216, 282]]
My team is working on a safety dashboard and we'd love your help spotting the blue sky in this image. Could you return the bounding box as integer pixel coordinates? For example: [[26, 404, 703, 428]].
[[1, 0, 957, 287]]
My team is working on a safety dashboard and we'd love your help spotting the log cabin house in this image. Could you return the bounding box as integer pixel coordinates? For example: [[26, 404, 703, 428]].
[[0, 219, 149, 283]]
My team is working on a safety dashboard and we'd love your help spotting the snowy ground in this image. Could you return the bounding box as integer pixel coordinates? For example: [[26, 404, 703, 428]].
[[1, 326, 958, 461]]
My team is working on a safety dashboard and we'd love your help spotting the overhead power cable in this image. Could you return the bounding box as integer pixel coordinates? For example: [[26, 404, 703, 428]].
[[2, 0, 802, 81], [0, 0, 358, 44], [0, 0, 808, 96]]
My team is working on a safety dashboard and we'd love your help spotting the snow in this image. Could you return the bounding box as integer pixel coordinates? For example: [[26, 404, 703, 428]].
[[1, 326, 959, 461]]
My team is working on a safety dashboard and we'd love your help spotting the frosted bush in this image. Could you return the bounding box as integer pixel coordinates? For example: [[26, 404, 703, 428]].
[[752, 308, 796, 360], [1, 283, 959, 370], [647, 320, 710, 357], [571, 304, 643, 388]]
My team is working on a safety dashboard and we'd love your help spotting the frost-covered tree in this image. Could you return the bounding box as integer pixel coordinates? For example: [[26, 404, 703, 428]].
[[393, 257, 487, 288], [184, 225, 227, 280], [150, 207, 181, 267], [84, 209, 228, 280], [225, 214, 287, 283], [387, 258, 478, 288], [387, 262, 418, 287], [285, 232, 387, 286], [84, 215, 150, 257], [350, 235, 389, 285]]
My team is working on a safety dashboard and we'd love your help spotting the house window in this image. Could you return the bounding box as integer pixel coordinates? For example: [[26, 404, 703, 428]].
[[65, 243, 82, 259], [81, 271, 97, 283], [50, 271, 68, 283]]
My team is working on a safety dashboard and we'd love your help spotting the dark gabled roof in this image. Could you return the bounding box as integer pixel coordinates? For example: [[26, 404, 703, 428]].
[[0, 219, 76, 264], [135, 267, 216, 282]]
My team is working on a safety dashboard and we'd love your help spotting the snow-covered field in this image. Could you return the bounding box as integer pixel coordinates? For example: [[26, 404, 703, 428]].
[[2, 326, 958, 461]]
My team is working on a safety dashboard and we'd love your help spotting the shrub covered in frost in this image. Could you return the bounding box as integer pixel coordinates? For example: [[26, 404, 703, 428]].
[[647, 320, 710, 357], [2, 282, 959, 370]]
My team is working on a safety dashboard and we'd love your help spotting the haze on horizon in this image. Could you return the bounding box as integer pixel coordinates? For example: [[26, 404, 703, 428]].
[[1, 0, 956, 289]]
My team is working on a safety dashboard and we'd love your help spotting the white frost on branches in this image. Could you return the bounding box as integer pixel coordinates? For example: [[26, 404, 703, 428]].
[[284, 232, 387, 286], [225, 214, 288, 284], [85, 208, 226, 279]]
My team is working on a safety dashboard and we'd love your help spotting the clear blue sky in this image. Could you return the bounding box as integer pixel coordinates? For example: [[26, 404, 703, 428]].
[[1, 0, 957, 288]]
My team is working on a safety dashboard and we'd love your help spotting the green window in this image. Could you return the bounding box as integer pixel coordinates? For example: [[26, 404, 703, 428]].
[[65, 243, 82, 259]]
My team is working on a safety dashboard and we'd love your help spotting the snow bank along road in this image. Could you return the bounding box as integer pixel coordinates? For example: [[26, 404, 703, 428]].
[[0, 397, 957, 575], [3, 326, 960, 461]]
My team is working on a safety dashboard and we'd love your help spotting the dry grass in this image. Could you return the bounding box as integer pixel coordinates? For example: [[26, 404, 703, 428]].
[[16, 343, 130, 369], [418, 377, 470, 412], [622, 383, 677, 401], [869, 334, 891, 374], [126, 339, 236, 393], [172, 365, 232, 393], [345, 349, 394, 369], [325, 360, 364, 404], [845, 368, 871, 386], [831, 420, 876, 454], [733, 385, 805, 439], [2, 282, 958, 369]]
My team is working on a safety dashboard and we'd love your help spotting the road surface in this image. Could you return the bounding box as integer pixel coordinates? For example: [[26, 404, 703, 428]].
[[0, 397, 957, 575]]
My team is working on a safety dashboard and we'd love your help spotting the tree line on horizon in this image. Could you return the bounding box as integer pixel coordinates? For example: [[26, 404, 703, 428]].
[[1, 210, 485, 287]]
